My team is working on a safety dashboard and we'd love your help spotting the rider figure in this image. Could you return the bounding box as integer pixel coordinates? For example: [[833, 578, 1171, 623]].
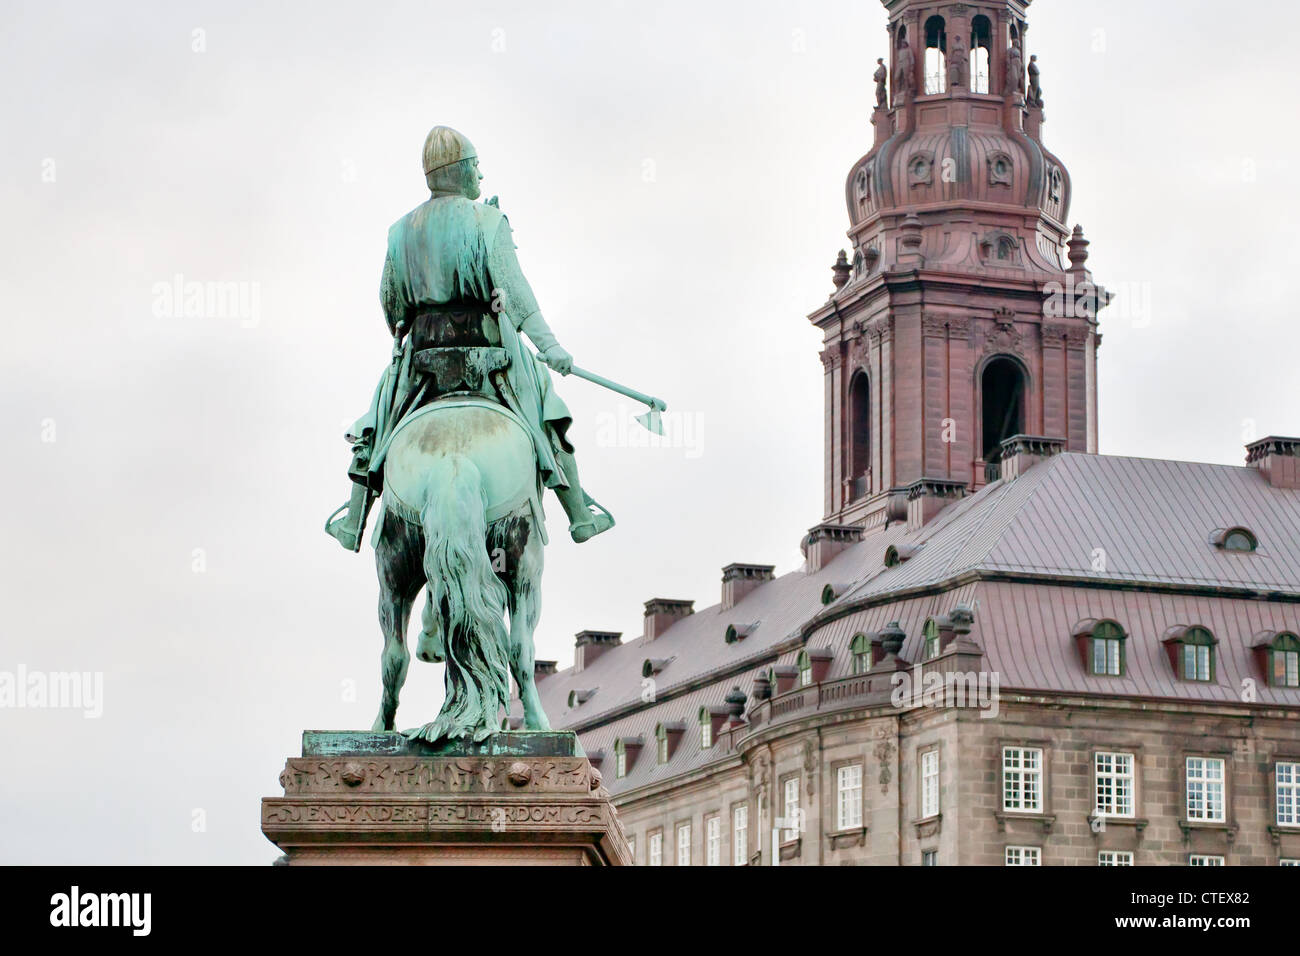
[[326, 126, 614, 550]]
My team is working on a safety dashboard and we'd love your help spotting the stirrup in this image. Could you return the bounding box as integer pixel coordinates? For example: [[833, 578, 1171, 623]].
[[570, 494, 615, 543], [325, 502, 362, 552]]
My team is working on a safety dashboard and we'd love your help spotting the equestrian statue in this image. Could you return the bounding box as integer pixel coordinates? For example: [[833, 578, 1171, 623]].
[[325, 126, 665, 745]]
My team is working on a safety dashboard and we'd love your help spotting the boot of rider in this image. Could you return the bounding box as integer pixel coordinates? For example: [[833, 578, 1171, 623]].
[[553, 450, 614, 543]]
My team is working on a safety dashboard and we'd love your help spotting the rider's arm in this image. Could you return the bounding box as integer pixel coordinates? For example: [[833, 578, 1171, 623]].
[[379, 250, 402, 337], [487, 219, 560, 354]]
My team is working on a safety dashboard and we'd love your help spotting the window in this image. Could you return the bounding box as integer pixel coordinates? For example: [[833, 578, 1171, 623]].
[[848, 371, 871, 494], [921, 849, 938, 866], [923, 618, 940, 659], [676, 822, 691, 866], [782, 777, 801, 841], [969, 15, 992, 94], [699, 708, 713, 749], [1270, 633, 1300, 688], [796, 651, 812, 687], [1090, 621, 1125, 676], [980, 356, 1026, 460], [705, 815, 720, 866], [923, 15, 947, 95], [1099, 850, 1133, 866], [1281, 859, 1300, 866], [837, 765, 863, 830], [732, 805, 748, 866], [1005, 846, 1041, 866], [921, 749, 940, 818], [1190, 855, 1225, 866], [1186, 757, 1226, 822], [1095, 752, 1135, 818], [1277, 761, 1300, 827], [1179, 627, 1216, 681], [648, 831, 662, 866], [614, 740, 627, 779], [851, 633, 872, 674], [1002, 746, 1043, 812], [656, 725, 669, 764], [1221, 527, 1258, 552]]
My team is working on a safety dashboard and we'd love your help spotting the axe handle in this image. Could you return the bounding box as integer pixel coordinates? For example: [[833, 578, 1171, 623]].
[[568, 365, 667, 413]]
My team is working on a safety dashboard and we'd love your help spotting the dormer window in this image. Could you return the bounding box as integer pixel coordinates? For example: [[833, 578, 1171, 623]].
[[1164, 626, 1216, 682], [1273, 634, 1300, 687], [654, 722, 684, 764], [797, 651, 812, 687], [567, 688, 596, 708], [1091, 621, 1125, 676], [850, 633, 871, 674], [1072, 619, 1127, 676], [613, 736, 642, 778], [923, 618, 940, 659], [1254, 632, 1300, 688], [699, 709, 713, 749], [1212, 526, 1258, 552]]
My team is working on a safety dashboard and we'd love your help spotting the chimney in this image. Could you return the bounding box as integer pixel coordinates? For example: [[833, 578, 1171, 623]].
[[533, 660, 557, 679], [573, 630, 621, 673], [906, 478, 967, 531], [804, 523, 865, 573], [643, 598, 694, 640], [997, 434, 1066, 481], [1247, 436, 1300, 489], [721, 563, 775, 610]]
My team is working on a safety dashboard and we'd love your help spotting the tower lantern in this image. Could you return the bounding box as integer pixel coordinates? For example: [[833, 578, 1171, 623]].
[[813, 0, 1106, 529]]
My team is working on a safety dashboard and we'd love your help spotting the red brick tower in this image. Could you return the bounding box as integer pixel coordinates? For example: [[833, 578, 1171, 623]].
[[811, 0, 1106, 530]]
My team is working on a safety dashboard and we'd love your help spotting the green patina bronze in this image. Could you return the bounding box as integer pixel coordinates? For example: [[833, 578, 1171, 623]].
[[302, 729, 583, 758], [323, 127, 665, 748]]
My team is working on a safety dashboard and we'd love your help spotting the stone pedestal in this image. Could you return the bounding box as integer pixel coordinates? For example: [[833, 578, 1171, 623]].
[[262, 730, 632, 866]]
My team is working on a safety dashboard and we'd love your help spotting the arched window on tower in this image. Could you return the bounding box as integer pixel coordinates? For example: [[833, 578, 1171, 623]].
[[981, 357, 1026, 461], [924, 16, 947, 95], [970, 16, 992, 94], [848, 370, 871, 499]]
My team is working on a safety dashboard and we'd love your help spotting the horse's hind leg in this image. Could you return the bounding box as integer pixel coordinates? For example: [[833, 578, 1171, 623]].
[[500, 514, 549, 731], [372, 508, 422, 732]]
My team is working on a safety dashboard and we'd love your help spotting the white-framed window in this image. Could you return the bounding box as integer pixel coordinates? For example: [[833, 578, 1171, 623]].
[[1098, 850, 1133, 866], [782, 777, 801, 841], [616, 749, 627, 779], [676, 822, 691, 866], [921, 749, 940, 818], [657, 734, 669, 764], [1005, 846, 1041, 866], [705, 815, 720, 866], [1186, 756, 1226, 822], [700, 720, 712, 749], [1190, 854, 1224, 866], [1002, 746, 1043, 812], [732, 805, 748, 866], [1281, 859, 1300, 866], [921, 849, 937, 866], [1095, 751, 1135, 818], [1277, 761, 1300, 827], [837, 764, 863, 830], [648, 831, 662, 866]]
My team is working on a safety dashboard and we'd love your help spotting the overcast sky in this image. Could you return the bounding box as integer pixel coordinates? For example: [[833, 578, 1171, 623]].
[[2, 0, 1298, 864]]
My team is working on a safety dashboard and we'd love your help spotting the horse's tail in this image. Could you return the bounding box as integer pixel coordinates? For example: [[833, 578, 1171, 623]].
[[414, 456, 511, 744]]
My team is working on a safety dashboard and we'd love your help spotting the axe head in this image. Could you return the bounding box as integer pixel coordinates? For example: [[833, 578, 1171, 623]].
[[635, 408, 665, 435]]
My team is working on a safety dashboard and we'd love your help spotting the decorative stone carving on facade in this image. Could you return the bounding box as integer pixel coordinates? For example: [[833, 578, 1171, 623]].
[[803, 739, 817, 798], [908, 150, 935, 187], [819, 348, 843, 371], [980, 307, 1024, 357], [987, 150, 1014, 186], [873, 735, 895, 794], [979, 230, 1022, 266]]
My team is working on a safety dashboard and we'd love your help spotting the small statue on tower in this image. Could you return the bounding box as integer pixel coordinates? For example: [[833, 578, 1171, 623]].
[[873, 58, 888, 108]]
